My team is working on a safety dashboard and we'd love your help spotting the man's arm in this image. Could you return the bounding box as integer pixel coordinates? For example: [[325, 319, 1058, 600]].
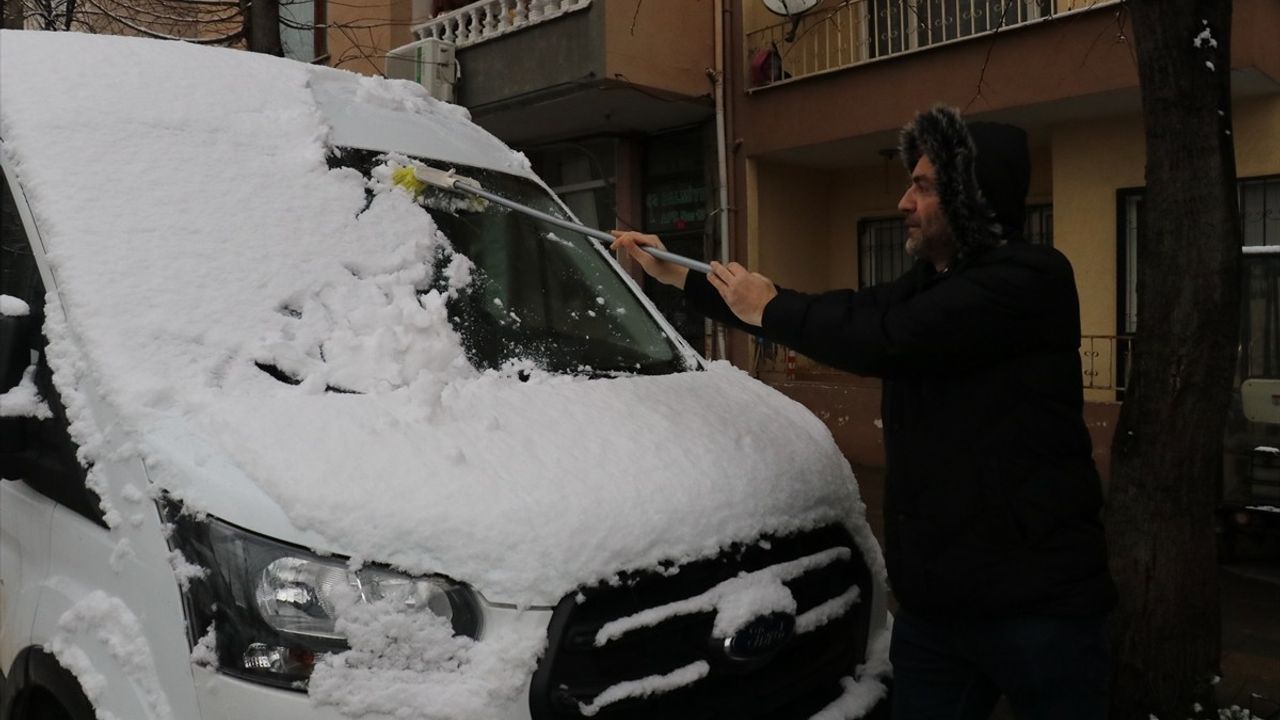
[[687, 270, 902, 376], [761, 248, 1075, 377]]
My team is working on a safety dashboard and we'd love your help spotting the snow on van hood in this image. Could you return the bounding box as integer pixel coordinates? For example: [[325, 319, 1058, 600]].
[[0, 32, 879, 605]]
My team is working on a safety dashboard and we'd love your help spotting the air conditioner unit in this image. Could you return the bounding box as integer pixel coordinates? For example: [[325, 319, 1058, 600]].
[[386, 38, 458, 103]]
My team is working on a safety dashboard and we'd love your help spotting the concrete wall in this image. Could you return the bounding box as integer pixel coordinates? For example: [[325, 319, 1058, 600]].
[[604, 0, 715, 99], [456, 2, 606, 108], [328, 0, 413, 75], [749, 160, 836, 291]]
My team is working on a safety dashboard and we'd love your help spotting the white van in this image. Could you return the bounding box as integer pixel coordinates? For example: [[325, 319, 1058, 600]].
[[0, 31, 889, 720]]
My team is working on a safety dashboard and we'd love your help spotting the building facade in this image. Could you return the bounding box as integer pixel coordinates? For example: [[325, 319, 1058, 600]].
[[386, 0, 1279, 515]]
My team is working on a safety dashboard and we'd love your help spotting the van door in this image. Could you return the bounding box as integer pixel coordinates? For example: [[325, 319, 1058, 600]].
[[0, 165, 60, 678]]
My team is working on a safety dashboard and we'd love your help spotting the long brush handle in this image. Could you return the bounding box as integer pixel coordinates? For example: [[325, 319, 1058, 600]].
[[449, 178, 715, 275]]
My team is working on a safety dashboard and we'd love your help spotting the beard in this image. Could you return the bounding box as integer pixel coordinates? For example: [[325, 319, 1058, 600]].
[[905, 227, 954, 265]]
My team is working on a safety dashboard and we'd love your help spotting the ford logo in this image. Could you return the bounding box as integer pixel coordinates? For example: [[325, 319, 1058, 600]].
[[722, 613, 796, 662]]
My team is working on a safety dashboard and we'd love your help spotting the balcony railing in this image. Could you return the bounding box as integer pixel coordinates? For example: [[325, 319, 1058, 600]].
[[744, 0, 1116, 88], [410, 0, 592, 47]]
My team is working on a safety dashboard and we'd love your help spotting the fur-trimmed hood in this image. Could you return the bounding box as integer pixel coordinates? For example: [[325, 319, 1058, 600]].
[[899, 105, 1030, 260]]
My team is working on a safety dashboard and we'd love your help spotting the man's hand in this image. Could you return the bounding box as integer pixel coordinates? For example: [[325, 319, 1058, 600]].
[[707, 261, 777, 327], [609, 230, 689, 289]]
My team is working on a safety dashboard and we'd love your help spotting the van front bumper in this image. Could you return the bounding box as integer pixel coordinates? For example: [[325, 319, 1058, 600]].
[[191, 665, 534, 720]]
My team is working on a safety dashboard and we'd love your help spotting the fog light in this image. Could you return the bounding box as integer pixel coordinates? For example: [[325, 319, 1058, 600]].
[[243, 643, 317, 676]]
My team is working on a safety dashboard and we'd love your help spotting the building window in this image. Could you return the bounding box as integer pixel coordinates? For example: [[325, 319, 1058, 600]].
[[1025, 203, 1053, 246], [858, 217, 910, 288], [1241, 176, 1280, 248], [524, 140, 617, 232], [1119, 175, 1280, 335], [642, 127, 713, 352], [281, 0, 328, 64], [1115, 175, 1280, 397]]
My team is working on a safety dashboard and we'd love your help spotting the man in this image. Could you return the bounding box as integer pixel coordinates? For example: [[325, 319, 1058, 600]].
[[611, 105, 1116, 719]]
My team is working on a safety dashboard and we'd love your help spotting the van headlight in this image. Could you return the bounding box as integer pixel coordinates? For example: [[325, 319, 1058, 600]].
[[167, 503, 481, 690]]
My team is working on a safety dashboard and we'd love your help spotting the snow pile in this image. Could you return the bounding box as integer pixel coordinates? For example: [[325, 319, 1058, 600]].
[[595, 547, 853, 646], [810, 624, 892, 720], [1193, 22, 1218, 49], [0, 294, 30, 316], [189, 366, 872, 603], [190, 624, 218, 668], [354, 74, 472, 124], [579, 662, 711, 717], [252, 184, 472, 394], [48, 590, 173, 720], [307, 590, 544, 719], [0, 365, 53, 419]]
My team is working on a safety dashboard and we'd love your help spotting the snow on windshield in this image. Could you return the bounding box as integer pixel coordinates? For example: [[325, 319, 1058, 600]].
[[1, 31, 884, 719]]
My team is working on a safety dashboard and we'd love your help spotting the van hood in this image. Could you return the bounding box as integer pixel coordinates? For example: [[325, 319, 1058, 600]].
[[147, 362, 872, 605]]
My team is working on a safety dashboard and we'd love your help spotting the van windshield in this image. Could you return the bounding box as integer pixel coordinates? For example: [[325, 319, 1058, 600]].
[[332, 148, 690, 377]]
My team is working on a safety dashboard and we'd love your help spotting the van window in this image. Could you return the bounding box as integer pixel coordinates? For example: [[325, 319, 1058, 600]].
[[0, 169, 104, 527], [332, 149, 691, 377]]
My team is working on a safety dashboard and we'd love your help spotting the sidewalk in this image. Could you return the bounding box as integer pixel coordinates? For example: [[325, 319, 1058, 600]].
[[1220, 562, 1280, 716], [848, 465, 1280, 716]]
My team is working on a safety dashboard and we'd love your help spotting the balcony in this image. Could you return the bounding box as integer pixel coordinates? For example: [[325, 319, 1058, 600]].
[[743, 0, 1118, 89], [409, 0, 592, 48]]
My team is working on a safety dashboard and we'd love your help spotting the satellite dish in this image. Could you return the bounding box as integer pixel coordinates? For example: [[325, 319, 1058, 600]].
[[763, 0, 819, 16]]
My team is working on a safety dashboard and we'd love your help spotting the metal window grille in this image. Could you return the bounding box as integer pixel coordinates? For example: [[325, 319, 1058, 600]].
[[1241, 176, 1280, 248], [1024, 204, 1053, 246], [1122, 176, 1280, 334], [858, 218, 911, 288]]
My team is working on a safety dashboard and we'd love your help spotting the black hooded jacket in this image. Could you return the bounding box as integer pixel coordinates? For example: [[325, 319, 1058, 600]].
[[684, 106, 1116, 619]]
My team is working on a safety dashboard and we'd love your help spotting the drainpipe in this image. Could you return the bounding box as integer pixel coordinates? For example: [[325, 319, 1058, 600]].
[[712, 0, 732, 360]]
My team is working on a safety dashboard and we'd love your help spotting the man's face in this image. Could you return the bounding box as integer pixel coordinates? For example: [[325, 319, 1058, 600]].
[[898, 155, 955, 269]]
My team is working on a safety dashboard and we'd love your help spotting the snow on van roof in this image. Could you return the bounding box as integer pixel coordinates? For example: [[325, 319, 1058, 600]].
[[0, 31, 881, 609]]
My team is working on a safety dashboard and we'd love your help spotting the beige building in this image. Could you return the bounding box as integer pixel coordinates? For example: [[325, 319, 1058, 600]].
[[728, 0, 1280, 501], [319, 0, 1280, 518]]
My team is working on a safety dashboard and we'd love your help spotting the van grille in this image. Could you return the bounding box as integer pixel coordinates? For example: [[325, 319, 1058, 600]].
[[529, 525, 873, 720]]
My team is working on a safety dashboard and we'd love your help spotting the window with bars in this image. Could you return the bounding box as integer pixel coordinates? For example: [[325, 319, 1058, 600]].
[[1241, 176, 1280, 248], [858, 204, 1054, 287], [1119, 175, 1280, 334], [858, 218, 911, 288], [1025, 203, 1053, 246]]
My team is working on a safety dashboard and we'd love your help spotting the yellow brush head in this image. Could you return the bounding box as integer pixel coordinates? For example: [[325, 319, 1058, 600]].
[[391, 166, 428, 197]]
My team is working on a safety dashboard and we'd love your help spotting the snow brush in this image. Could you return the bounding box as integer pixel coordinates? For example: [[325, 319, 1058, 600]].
[[405, 164, 714, 275]]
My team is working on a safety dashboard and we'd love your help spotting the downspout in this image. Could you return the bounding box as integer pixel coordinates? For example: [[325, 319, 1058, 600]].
[[712, 0, 732, 360]]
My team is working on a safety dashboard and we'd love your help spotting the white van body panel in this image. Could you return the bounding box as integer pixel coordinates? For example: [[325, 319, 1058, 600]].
[[0, 482, 54, 674], [30, 457, 202, 719]]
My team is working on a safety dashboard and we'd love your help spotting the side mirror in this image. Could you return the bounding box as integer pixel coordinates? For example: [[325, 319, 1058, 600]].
[[0, 416, 37, 480]]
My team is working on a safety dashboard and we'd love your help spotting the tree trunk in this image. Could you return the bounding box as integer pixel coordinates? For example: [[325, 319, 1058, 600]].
[[1107, 1, 1240, 718], [246, 0, 283, 55]]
